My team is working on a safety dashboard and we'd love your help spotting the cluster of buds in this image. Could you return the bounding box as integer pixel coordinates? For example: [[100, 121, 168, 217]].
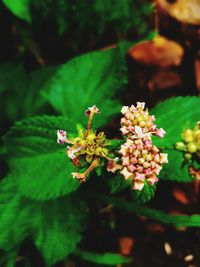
[[175, 122, 200, 160], [57, 106, 117, 182], [115, 102, 168, 191]]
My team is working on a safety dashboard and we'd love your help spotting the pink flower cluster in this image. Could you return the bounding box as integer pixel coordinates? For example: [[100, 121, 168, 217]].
[[120, 102, 165, 138], [118, 102, 168, 190]]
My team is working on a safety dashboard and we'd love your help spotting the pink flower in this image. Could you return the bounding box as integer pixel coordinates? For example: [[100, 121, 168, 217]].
[[120, 167, 133, 180], [160, 153, 168, 164], [122, 157, 130, 166], [133, 180, 145, 191], [107, 158, 122, 173], [134, 172, 145, 181], [120, 126, 129, 135], [57, 130, 67, 144], [147, 175, 159, 185], [136, 102, 145, 109], [156, 128, 166, 138]]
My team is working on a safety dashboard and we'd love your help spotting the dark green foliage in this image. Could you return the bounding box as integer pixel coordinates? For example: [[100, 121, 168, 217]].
[[76, 250, 132, 265], [4, 115, 80, 200], [2, 0, 31, 22], [0, 177, 86, 266], [3, 0, 153, 39], [32, 195, 87, 266], [0, 62, 57, 122], [0, 178, 31, 251], [4, 115, 74, 157], [108, 174, 132, 194], [41, 47, 127, 128], [159, 150, 194, 182], [10, 151, 79, 200], [151, 96, 200, 148], [151, 96, 200, 182], [132, 180, 156, 204]]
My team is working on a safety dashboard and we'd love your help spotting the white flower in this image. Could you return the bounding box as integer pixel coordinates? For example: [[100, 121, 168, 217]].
[[121, 106, 129, 114], [85, 105, 100, 116], [136, 102, 145, 109], [67, 146, 83, 159]]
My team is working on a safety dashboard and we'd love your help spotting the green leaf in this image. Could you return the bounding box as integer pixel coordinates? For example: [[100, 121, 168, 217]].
[[4, 115, 79, 200], [41, 47, 127, 128], [108, 174, 132, 194], [132, 180, 156, 204], [4, 115, 73, 158], [3, 0, 31, 23], [159, 149, 194, 182], [0, 178, 86, 266], [76, 250, 132, 265], [151, 96, 200, 148], [150, 97, 200, 182], [0, 62, 55, 122], [10, 150, 79, 200], [33, 196, 87, 266], [0, 178, 31, 251]]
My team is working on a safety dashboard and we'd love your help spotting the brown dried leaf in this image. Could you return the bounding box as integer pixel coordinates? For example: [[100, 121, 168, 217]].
[[156, 0, 200, 25], [129, 35, 184, 67]]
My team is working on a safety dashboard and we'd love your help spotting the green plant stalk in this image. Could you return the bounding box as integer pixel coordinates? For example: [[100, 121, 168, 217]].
[[102, 196, 200, 227]]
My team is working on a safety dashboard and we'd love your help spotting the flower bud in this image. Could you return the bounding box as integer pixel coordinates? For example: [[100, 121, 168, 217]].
[[175, 141, 186, 151], [182, 129, 193, 143], [184, 153, 192, 160], [187, 142, 197, 153]]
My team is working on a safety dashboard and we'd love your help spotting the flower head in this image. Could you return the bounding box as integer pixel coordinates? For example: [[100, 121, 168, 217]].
[[57, 106, 113, 182], [120, 102, 166, 140], [118, 137, 167, 190], [117, 102, 167, 190]]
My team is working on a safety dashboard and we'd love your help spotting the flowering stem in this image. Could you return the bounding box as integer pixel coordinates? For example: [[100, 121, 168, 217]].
[[84, 157, 99, 177], [100, 195, 200, 227]]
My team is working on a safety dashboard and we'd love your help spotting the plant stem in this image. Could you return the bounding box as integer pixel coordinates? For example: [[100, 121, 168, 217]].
[[101, 195, 200, 227]]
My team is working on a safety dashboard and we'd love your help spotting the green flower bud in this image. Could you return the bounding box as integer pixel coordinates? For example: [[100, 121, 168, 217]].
[[95, 147, 102, 156], [184, 153, 192, 160], [175, 142, 186, 151], [182, 129, 194, 143], [187, 142, 197, 153], [86, 132, 96, 142]]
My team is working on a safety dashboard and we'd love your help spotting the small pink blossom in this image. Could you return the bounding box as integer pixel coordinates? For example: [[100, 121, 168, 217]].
[[133, 180, 145, 191], [107, 158, 122, 173], [57, 130, 67, 144], [160, 153, 168, 164], [136, 102, 145, 109], [134, 172, 145, 181], [156, 128, 166, 138], [120, 126, 129, 135], [122, 157, 130, 166], [120, 167, 133, 180], [147, 175, 159, 185]]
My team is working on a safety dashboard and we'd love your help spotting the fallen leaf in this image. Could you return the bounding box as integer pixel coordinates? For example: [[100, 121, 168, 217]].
[[172, 188, 190, 205], [156, 0, 200, 25], [118, 237, 135, 256], [129, 35, 184, 67]]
